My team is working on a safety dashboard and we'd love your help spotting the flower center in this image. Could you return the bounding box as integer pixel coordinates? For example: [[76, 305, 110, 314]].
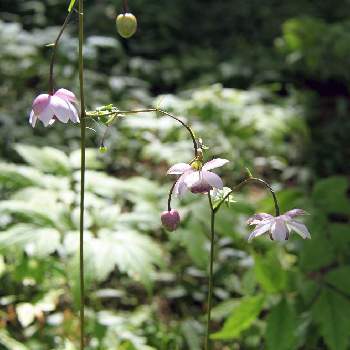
[[191, 160, 202, 171]]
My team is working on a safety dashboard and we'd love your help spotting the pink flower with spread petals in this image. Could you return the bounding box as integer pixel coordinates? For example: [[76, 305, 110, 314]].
[[29, 88, 79, 127], [167, 158, 229, 196], [247, 209, 311, 241]]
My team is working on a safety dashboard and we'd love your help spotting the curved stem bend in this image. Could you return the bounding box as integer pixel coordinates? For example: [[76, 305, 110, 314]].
[[214, 177, 280, 216]]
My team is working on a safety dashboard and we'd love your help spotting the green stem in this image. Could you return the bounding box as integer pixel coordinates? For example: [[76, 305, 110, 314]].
[[48, 8, 75, 94], [205, 193, 216, 350], [86, 108, 198, 157], [78, 0, 86, 348]]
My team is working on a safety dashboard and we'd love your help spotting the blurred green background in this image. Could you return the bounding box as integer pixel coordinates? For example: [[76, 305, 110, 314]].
[[0, 0, 350, 349]]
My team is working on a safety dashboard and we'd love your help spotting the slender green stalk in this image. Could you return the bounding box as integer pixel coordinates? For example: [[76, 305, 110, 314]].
[[205, 193, 216, 350], [48, 8, 75, 94], [214, 177, 280, 216], [86, 108, 198, 156], [78, 0, 86, 348]]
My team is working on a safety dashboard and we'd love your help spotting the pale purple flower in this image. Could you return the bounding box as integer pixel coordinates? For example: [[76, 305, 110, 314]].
[[29, 88, 79, 127], [167, 158, 229, 196], [161, 209, 180, 231], [247, 209, 311, 241]]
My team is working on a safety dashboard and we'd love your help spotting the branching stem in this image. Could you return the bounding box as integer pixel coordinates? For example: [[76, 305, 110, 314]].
[[214, 177, 280, 216], [86, 108, 198, 157]]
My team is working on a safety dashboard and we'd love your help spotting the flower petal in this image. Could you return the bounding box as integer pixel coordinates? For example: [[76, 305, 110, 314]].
[[183, 171, 201, 187], [54, 88, 77, 103], [202, 158, 229, 171], [247, 213, 273, 225], [287, 220, 311, 239], [32, 94, 50, 115], [29, 110, 37, 128], [285, 209, 307, 218], [50, 95, 71, 123], [174, 175, 188, 197], [248, 221, 272, 241], [202, 170, 223, 189], [271, 218, 288, 240], [67, 101, 80, 123], [167, 163, 192, 175], [38, 105, 55, 127]]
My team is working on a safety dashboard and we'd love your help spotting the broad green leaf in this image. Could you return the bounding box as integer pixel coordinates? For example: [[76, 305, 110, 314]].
[[15, 144, 71, 175], [0, 163, 42, 188], [0, 200, 59, 227], [69, 148, 102, 170], [254, 252, 288, 293], [211, 294, 265, 340], [266, 299, 297, 350], [312, 176, 350, 214], [0, 330, 29, 350], [312, 289, 350, 350], [66, 230, 163, 287], [0, 255, 5, 277], [325, 266, 350, 295], [0, 224, 61, 257]]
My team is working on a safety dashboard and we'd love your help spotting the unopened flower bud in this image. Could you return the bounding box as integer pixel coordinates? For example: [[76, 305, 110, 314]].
[[161, 209, 180, 231], [116, 13, 137, 38], [99, 145, 108, 153]]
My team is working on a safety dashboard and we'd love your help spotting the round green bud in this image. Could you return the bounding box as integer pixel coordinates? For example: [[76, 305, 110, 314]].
[[116, 13, 137, 39], [99, 145, 108, 153]]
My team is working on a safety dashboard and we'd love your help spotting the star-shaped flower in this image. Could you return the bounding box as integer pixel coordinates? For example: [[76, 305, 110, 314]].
[[247, 209, 311, 241], [29, 88, 79, 127], [167, 158, 229, 196]]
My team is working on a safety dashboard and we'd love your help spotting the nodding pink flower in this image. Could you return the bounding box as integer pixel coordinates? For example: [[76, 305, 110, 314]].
[[167, 158, 229, 196], [29, 88, 79, 127], [247, 209, 311, 241], [161, 209, 180, 231]]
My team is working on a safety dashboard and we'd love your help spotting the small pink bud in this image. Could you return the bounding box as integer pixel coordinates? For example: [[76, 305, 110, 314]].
[[161, 210, 180, 231]]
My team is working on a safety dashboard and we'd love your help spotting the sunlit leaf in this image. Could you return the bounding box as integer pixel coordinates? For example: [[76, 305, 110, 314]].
[[211, 294, 264, 340]]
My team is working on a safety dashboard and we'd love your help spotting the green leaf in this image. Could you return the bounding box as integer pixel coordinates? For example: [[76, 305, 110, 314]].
[[312, 289, 350, 350], [68, 0, 76, 12], [211, 187, 236, 210], [0, 163, 42, 189], [266, 299, 298, 350], [325, 266, 350, 295], [15, 144, 71, 175], [211, 294, 265, 340], [66, 230, 163, 287], [0, 224, 61, 257], [69, 148, 102, 170], [312, 176, 350, 215], [254, 252, 288, 293]]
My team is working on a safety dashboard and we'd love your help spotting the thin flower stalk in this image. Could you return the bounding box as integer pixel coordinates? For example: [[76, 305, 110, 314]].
[[78, 0, 86, 348]]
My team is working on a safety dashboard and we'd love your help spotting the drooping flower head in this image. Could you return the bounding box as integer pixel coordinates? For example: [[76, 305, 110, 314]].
[[29, 88, 79, 127], [167, 158, 229, 196], [247, 209, 311, 241], [161, 209, 180, 231]]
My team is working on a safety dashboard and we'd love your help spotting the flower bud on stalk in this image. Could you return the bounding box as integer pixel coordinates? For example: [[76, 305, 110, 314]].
[[116, 13, 137, 38], [161, 210, 180, 231]]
